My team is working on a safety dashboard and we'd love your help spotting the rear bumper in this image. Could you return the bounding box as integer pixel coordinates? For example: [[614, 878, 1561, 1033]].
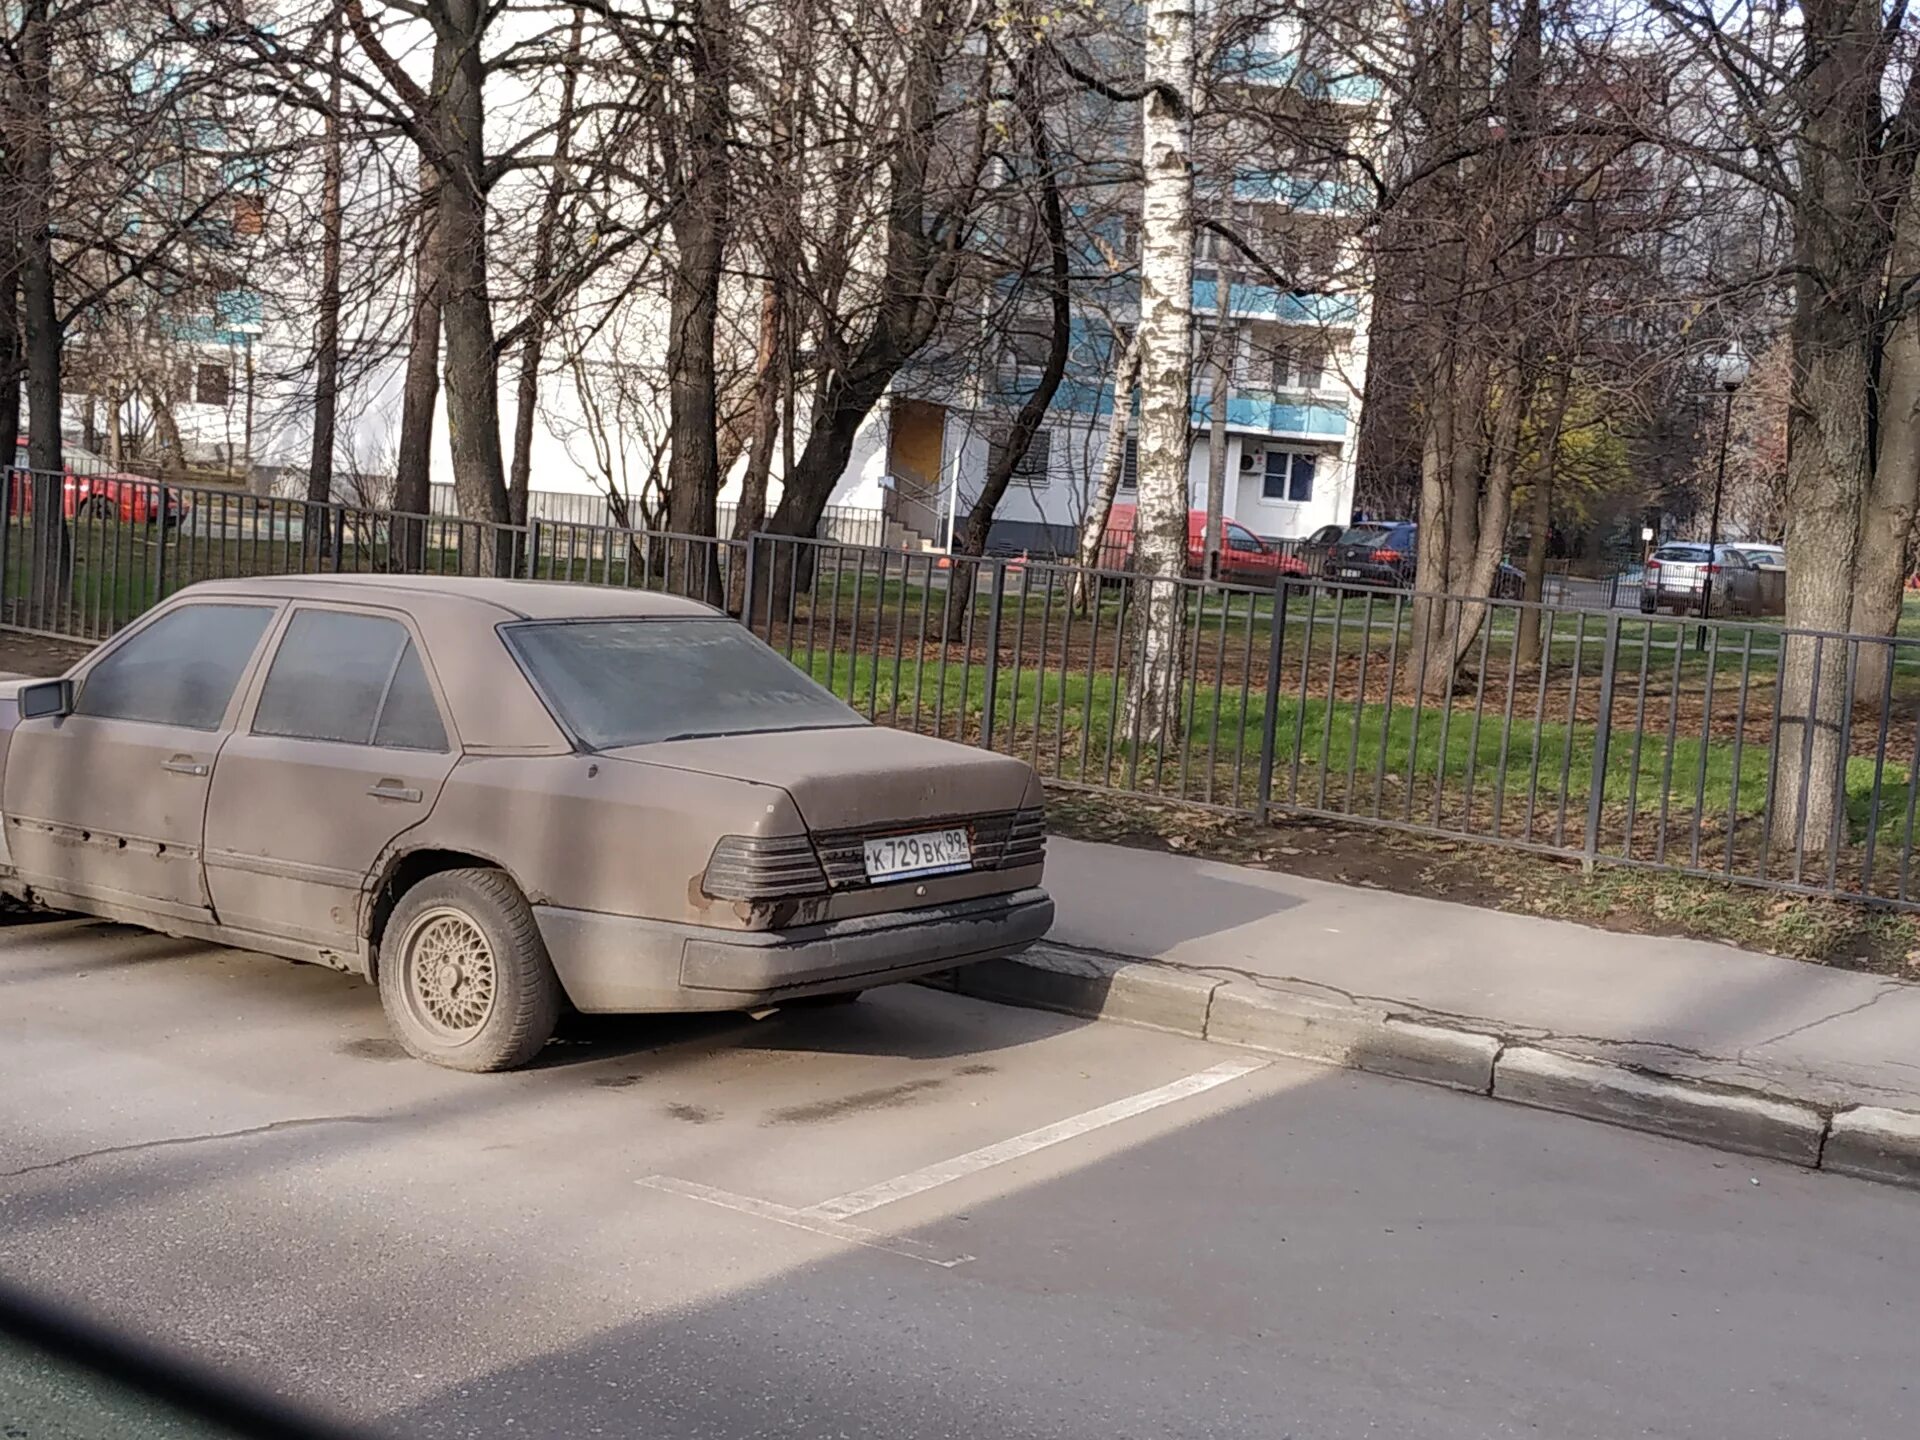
[[1327, 561, 1406, 587], [534, 887, 1055, 1013]]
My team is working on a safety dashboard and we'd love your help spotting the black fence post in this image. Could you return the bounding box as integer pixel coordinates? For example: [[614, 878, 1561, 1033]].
[[739, 532, 758, 630], [1583, 611, 1623, 869], [153, 486, 170, 609], [980, 559, 1007, 750], [1254, 579, 1291, 823]]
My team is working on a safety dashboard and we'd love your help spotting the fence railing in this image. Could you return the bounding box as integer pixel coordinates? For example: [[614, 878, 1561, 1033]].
[[1, 469, 739, 641], [4, 469, 1913, 913], [423, 483, 888, 549]]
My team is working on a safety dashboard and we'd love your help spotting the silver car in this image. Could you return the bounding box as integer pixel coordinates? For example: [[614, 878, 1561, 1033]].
[[1640, 543, 1764, 617], [0, 576, 1053, 1072]]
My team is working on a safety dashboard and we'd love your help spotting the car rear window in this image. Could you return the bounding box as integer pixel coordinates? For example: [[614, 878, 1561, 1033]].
[[1339, 524, 1407, 546], [505, 618, 864, 749], [1654, 544, 1710, 562]]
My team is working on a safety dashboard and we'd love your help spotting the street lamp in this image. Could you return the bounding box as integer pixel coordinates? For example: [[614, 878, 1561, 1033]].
[[1697, 340, 1750, 648]]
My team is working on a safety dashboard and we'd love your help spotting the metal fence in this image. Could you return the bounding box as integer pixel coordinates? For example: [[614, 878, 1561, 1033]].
[[423, 483, 888, 549], [735, 533, 1920, 913], [1, 470, 738, 641], [5, 469, 1915, 913]]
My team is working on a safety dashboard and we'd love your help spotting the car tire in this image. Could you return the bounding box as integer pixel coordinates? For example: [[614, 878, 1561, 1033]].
[[378, 867, 561, 1073], [77, 496, 111, 521]]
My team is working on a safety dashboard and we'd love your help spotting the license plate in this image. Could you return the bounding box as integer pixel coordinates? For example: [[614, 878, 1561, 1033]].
[[1339, 567, 1361, 578], [863, 828, 972, 882]]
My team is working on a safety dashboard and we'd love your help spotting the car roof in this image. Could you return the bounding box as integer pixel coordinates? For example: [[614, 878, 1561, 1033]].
[[160, 575, 722, 754], [181, 572, 719, 621]]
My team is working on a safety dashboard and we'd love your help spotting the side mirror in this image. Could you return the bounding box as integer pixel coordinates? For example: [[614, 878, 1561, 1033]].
[[17, 678, 73, 721]]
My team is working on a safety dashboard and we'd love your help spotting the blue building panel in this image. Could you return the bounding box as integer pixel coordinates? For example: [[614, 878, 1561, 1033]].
[[1192, 279, 1360, 326], [1202, 392, 1349, 437]]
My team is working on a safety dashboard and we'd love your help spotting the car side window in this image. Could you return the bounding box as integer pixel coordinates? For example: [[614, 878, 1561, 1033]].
[[254, 610, 448, 751], [74, 604, 276, 730], [372, 641, 449, 751]]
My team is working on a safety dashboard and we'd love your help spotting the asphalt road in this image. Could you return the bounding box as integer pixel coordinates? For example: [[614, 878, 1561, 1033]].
[[2, 912, 1916, 1440]]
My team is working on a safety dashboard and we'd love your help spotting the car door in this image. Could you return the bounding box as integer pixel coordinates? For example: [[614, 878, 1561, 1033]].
[[2, 601, 280, 921], [202, 605, 459, 949], [1224, 521, 1272, 581]]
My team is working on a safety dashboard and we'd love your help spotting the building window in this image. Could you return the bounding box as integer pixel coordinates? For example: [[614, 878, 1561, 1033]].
[[988, 426, 1051, 483], [1261, 450, 1316, 503], [1269, 342, 1325, 392], [196, 362, 231, 407]]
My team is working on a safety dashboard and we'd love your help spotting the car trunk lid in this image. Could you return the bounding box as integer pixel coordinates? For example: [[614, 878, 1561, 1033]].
[[602, 724, 1033, 832]]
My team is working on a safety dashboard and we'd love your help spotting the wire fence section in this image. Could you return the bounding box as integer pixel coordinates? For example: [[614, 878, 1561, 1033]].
[[5, 473, 1916, 912]]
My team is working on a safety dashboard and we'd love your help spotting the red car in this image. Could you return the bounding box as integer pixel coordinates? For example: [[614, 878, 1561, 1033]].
[[9, 440, 186, 524], [1102, 503, 1311, 584]]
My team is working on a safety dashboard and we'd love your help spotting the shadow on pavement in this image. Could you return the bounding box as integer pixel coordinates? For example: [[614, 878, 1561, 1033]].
[[376, 1070, 1920, 1440]]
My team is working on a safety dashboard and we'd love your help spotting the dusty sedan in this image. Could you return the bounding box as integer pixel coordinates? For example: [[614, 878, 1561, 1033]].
[[0, 576, 1053, 1070]]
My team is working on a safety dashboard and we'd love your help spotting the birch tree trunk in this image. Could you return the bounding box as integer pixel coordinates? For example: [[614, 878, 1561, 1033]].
[[1124, 0, 1195, 751], [1202, 275, 1231, 580], [1072, 334, 1139, 614]]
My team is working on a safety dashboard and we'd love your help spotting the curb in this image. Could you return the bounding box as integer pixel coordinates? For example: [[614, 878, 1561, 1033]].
[[937, 943, 1920, 1191]]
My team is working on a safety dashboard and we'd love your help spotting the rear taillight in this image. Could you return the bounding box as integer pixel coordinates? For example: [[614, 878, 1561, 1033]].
[[701, 835, 828, 901], [1370, 548, 1402, 563], [1001, 805, 1047, 868], [1646, 560, 1660, 570], [1705, 563, 1722, 574]]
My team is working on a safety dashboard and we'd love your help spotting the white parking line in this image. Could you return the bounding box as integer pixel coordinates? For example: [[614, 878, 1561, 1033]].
[[636, 1175, 977, 1268], [639, 1058, 1268, 1267], [803, 1057, 1268, 1220]]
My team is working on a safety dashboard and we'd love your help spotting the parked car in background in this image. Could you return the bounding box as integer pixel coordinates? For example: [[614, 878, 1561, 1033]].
[[1323, 521, 1526, 598], [8, 440, 186, 525], [0, 576, 1052, 1071], [1293, 523, 1346, 581], [1326, 520, 1418, 588], [1101, 504, 1310, 584], [1640, 542, 1766, 616]]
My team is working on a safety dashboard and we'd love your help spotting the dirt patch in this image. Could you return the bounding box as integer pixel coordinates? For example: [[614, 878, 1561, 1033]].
[[0, 631, 92, 677], [764, 1077, 945, 1125], [1044, 786, 1920, 978], [338, 1036, 407, 1063]]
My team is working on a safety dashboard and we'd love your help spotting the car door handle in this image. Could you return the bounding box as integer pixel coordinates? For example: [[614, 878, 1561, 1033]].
[[367, 781, 423, 803], [160, 755, 209, 777]]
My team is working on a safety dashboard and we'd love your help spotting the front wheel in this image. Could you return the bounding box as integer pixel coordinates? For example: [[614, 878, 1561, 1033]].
[[378, 868, 561, 1072]]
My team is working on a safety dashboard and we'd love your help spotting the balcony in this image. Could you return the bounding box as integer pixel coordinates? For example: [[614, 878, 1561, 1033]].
[[1228, 170, 1367, 213], [1194, 389, 1350, 438], [1191, 279, 1360, 327], [1216, 46, 1384, 103]]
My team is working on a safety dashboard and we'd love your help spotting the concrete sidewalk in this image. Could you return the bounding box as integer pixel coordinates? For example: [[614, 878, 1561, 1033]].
[[945, 835, 1920, 1186]]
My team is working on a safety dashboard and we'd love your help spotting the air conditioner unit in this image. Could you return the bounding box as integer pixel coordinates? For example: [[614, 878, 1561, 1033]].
[[1238, 450, 1261, 473]]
